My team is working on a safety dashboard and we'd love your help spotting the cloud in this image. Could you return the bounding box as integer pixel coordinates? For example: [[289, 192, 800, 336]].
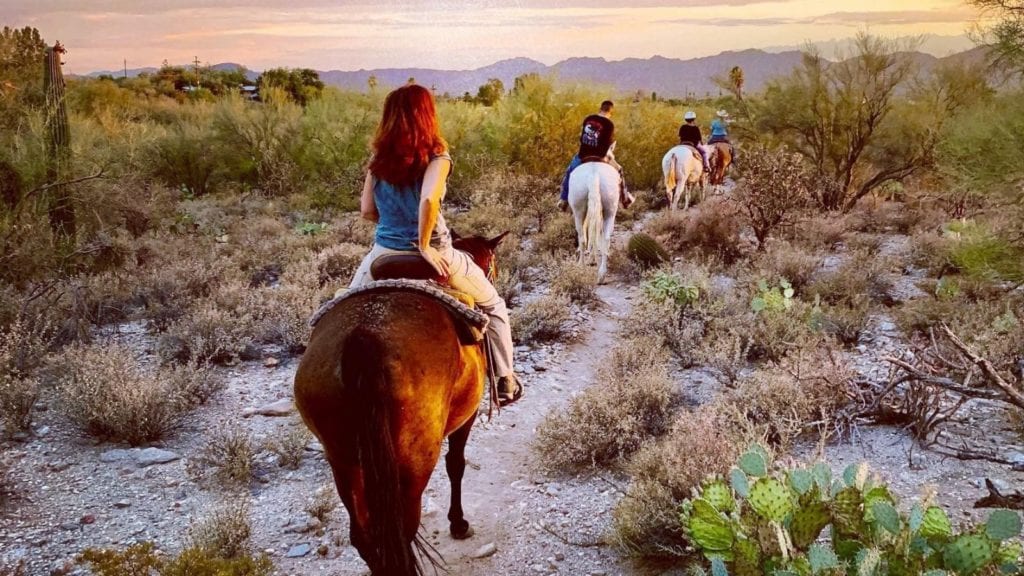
[[662, 7, 976, 28]]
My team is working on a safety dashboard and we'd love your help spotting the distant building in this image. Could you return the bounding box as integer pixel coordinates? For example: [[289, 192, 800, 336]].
[[241, 85, 259, 101]]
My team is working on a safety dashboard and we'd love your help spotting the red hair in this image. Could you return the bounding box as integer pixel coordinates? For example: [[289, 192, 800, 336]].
[[369, 84, 448, 187]]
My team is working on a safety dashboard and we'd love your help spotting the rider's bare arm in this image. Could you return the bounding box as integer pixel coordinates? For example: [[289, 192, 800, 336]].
[[417, 156, 452, 276], [359, 172, 379, 223]]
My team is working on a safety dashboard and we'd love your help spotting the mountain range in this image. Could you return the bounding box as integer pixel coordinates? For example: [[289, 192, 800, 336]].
[[87, 45, 984, 98]]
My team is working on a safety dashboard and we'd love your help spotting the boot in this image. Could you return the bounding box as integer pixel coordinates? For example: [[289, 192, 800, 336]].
[[497, 374, 524, 406]]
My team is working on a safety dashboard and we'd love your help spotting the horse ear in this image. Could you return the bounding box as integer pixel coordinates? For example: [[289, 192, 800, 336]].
[[487, 231, 510, 248]]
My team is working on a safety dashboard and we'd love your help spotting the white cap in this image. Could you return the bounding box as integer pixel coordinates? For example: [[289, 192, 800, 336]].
[[683, 111, 697, 120], [716, 110, 730, 118]]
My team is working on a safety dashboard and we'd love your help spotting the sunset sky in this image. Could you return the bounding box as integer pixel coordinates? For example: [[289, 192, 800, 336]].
[[3, 0, 983, 74]]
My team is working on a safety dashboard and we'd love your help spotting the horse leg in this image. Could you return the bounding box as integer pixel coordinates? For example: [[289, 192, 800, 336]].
[[572, 207, 586, 263], [445, 417, 475, 539], [597, 214, 615, 284]]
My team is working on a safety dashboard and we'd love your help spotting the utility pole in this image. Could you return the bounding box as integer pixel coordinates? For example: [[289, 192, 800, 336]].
[[123, 58, 127, 79], [193, 55, 201, 88]]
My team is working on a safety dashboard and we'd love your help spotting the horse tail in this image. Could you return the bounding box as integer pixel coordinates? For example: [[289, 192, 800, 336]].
[[665, 153, 677, 192], [583, 167, 602, 258], [342, 328, 424, 576]]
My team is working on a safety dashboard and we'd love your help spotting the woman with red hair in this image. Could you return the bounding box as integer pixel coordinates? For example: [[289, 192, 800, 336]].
[[349, 84, 522, 405]]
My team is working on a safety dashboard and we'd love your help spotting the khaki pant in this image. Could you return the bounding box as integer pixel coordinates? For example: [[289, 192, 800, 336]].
[[349, 244, 515, 378]]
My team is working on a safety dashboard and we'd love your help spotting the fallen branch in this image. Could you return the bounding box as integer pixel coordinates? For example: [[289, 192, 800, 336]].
[[536, 519, 605, 548], [941, 324, 1024, 410], [974, 479, 1024, 510], [882, 357, 1005, 402]]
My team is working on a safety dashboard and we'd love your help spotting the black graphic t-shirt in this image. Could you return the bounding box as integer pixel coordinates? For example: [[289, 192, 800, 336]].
[[678, 124, 702, 146], [578, 114, 615, 159]]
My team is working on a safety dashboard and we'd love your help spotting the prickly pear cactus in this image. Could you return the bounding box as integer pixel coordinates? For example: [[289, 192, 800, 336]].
[[702, 479, 735, 513], [831, 486, 865, 538], [749, 477, 793, 522], [790, 499, 831, 549], [919, 506, 953, 540], [687, 499, 734, 556], [942, 534, 993, 576], [626, 233, 669, 268]]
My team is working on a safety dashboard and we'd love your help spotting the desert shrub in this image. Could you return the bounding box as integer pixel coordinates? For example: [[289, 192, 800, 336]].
[[164, 285, 258, 363], [165, 361, 225, 407], [550, 260, 598, 306], [749, 301, 819, 362], [807, 250, 895, 307], [607, 245, 642, 282], [266, 423, 311, 470], [695, 330, 751, 387], [731, 145, 814, 251], [535, 337, 674, 470], [0, 450, 13, 506], [624, 267, 712, 365], [648, 198, 744, 265], [312, 242, 365, 287], [750, 243, 822, 293], [944, 219, 1024, 282], [908, 230, 954, 275], [612, 403, 747, 557], [0, 316, 52, 434], [845, 231, 886, 255], [187, 500, 255, 559], [787, 213, 848, 251], [79, 542, 273, 576], [55, 344, 187, 444], [251, 285, 318, 353], [812, 296, 872, 346], [187, 425, 256, 488], [306, 484, 339, 523], [532, 215, 577, 255], [512, 294, 571, 344]]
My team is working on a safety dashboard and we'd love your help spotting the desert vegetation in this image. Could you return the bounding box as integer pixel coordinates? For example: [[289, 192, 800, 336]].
[[1, 17, 1023, 576]]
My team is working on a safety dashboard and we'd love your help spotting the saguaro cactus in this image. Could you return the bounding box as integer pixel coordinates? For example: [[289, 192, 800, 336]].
[[43, 41, 74, 239]]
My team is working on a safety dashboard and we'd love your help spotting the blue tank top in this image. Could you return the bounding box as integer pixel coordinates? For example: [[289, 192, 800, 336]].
[[373, 154, 453, 251], [710, 119, 728, 137]]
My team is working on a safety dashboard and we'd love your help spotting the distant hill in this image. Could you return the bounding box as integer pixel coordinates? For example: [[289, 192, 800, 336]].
[[83, 47, 982, 97], [86, 62, 259, 82]]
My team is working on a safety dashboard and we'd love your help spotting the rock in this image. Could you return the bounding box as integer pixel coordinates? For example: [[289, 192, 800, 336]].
[[239, 344, 262, 361], [113, 500, 131, 509], [263, 357, 280, 368], [1008, 452, 1024, 472], [243, 398, 294, 418], [284, 517, 321, 534], [36, 426, 50, 437], [471, 542, 497, 559], [285, 543, 312, 558], [135, 448, 179, 467], [80, 515, 96, 525], [100, 449, 134, 463]]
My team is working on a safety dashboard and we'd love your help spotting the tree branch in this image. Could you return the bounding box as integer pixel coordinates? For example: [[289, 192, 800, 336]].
[[940, 324, 1024, 409]]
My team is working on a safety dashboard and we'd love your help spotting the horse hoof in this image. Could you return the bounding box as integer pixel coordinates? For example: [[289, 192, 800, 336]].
[[450, 522, 474, 540]]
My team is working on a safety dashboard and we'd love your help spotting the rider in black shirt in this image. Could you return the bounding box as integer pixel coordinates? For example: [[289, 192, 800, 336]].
[[558, 100, 631, 211], [678, 110, 709, 171]]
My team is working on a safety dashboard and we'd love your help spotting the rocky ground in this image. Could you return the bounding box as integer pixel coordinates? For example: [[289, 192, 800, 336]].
[[2, 204, 1023, 576]]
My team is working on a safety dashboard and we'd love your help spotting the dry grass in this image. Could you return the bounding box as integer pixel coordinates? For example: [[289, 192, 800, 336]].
[[621, 298, 705, 366], [695, 330, 751, 387], [0, 451, 13, 507], [312, 242, 365, 288], [187, 425, 256, 488], [550, 260, 599, 306], [305, 484, 339, 523], [187, 499, 254, 559], [611, 403, 747, 557], [532, 216, 578, 256], [0, 317, 52, 435], [647, 198, 744, 266], [266, 423, 311, 470], [511, 295, 572, 345], [751, 243, 823, 294], [787, 214, 848, 251], [806, 249, 895, 307], [534, 337, 675, 471], [55, 343, 189, 445]]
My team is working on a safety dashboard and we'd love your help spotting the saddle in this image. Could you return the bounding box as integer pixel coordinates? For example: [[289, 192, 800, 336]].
[[312, 255, 487, 344], [578, 155, 609, 165]]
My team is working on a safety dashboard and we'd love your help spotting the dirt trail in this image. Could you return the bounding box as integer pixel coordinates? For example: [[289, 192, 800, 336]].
[[423, 282, 636, 576]]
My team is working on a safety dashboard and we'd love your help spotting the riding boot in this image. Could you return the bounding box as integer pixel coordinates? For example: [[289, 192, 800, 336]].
[[619, 169, 635, 208], [497, 374, 523, 406]]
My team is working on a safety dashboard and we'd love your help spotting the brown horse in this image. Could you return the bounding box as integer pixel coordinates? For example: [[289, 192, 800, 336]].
[[708, 141, 733, 188], [294, 234, 506, 576]]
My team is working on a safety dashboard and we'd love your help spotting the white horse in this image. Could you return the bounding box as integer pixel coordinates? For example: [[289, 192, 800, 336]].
[[662, 145, 705, 211], [567, 160, 620, 284]]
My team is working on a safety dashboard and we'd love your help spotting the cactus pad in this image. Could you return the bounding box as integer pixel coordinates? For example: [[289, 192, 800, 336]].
[[626, 233, 669, 268], [731, 468, 750, 498], [870, 501, 901, 535], [809, 543, 839, 574], [984, 509, 1022, 541], [789, 468, 813, 495], [702, 479, 736, 513], [920, 506, 952, 539], [739, 450, 768, 477], [942, 534, 993, 576], [790, 499, 831, 549], [749, 477, 792, 522], [831, 487, 865, 537], [688, 499, 734, 554]]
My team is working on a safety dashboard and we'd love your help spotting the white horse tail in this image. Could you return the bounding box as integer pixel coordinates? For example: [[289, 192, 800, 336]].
[[583, 168, 602, 260], [665, 153, 677, 193]]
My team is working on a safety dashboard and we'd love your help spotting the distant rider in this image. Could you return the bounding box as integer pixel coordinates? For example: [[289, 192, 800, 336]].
[[678, 110, 709, 172], [708, 109, 736, 164], [557, 100, 633, 212]]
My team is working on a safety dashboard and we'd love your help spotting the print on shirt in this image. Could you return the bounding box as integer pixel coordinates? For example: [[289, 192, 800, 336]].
[[581, 119, 603, 148]]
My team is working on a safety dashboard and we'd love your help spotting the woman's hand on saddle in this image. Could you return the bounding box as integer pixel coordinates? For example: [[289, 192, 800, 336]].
[[419, 245, 450, 280]]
